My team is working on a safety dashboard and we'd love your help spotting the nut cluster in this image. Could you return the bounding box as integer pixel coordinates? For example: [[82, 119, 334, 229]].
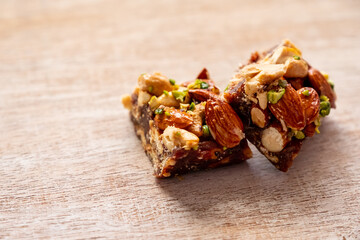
[[121, 39, 337, 174], [224, 39, 336, 153], [131, 68, 245, 151]]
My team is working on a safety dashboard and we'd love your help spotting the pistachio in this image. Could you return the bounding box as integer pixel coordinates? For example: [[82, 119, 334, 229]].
[[267, 88, 285, 104], [202, 125, 210, 137], [154, 108, 164, 115], [293, 130, 305, 140], [302, 89, 310, 96], [172, 90, 188, 102], [319, 95, 331, 117], [189, 102, 195, 111], [188, 79, 209, 89], [169, 79, 176, 85]]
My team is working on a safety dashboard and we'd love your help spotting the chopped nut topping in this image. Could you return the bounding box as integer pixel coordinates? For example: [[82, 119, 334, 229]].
[[138, 72, 173, 97], [121, 95, 132, 110], [161, 126, 199, 151]]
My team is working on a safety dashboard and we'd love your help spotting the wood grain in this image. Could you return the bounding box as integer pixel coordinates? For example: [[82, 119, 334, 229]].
[[1, 0, 360, 239]]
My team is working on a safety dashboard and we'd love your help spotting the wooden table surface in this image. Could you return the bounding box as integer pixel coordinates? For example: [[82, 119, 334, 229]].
[[1, 0, 360, 239]]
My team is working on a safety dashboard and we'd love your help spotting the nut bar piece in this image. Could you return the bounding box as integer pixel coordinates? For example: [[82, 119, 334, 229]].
[[122, 69, 252, 178], [224, 39, 336, 171]]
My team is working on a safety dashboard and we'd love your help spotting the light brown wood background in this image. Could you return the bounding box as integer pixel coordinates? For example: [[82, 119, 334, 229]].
[[1, 0, 360, 239]]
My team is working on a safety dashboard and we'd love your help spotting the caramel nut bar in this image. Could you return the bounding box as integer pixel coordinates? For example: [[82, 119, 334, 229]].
[[122, 69, 252, 178], [224, 39, 336, 171]]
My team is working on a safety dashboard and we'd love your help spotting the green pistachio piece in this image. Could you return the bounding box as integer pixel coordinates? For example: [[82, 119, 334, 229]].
[[189, 102, 195, 111], [154, 108, 164, 115], [172, 90, 187, 102], [267, 88, 286, 104], [302, 89, 310, 96], [320, 95, 329, 102], [319, 95, 331, 117], [188, 79, 209, 89], [169, 79, 176, 85], [200, 81, 209, 89], [202, 125, 210, 137], [294, 131, 305, 140]]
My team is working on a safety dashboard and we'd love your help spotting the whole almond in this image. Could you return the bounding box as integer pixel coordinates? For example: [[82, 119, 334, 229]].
[[268, 84, 306, 131], [250, 103, 270, 128], [308, 68, 336, 108], [188, 89, 219, 102], [205, 99, 244, 148], [261, 121, 290, 152], [297, 87, 320, 124], [154, 107, 193, 130]]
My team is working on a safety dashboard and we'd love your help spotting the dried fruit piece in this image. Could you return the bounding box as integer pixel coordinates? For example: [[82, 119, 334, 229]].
[[154, 107, 193, 130], [205, 99, 244, 148], [308, 68, 336, 108], [268, 84, 306, 130], [297, 87, 320, 124]]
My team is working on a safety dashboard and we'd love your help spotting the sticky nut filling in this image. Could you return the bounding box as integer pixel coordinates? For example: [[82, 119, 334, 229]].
[[129, 70, 229, 151], [225, 39, 336, 153]]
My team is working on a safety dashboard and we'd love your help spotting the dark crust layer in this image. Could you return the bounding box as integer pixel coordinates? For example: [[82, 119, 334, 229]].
[[225, 81, 303, 172], [130, 93, 252, 178], [162, 139, 252, 177]]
